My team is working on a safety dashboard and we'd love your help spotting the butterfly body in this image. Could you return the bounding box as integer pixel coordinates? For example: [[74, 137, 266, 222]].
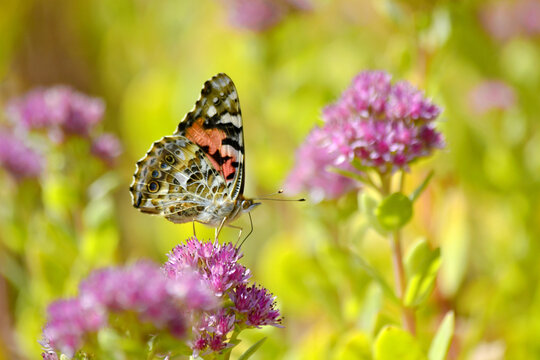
[[130, 74, 260, 231]]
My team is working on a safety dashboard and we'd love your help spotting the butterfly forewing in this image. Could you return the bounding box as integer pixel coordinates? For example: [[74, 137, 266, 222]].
[[174, 73, 245, 200], [130, 73, 254, 228]]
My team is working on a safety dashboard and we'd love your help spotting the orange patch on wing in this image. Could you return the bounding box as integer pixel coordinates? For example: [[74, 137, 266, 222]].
[[185, 118, 237, 181], [185, 118, 226, 154], [222, 159, 236, 181]]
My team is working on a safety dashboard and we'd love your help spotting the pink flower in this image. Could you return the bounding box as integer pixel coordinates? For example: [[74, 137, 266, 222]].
[[164, 238, 251, 297], [7, 86, 104, 138], [284, 127, 359, 202], [286, 70, 444, 200], [230, 284, 282, 328], [42, 261, 216, 357], [164, 238, 282, 356], [469, 80, 516, 114], [90, 133, 122, 165], [42, 298, 106, 357], [480, 0, 540, 41], [0, 132, 43, 180], [224, 0, 311, 32]]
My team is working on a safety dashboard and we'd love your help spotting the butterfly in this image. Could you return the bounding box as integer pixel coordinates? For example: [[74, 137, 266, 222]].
[[130, 73, 260, 238]]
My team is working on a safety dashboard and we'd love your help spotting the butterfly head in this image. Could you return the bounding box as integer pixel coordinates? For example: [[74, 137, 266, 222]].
[[240, 197, 261, 213]]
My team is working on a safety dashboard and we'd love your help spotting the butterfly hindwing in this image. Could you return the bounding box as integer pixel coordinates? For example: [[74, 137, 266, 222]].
[[130, 135, 228, 224], [174, 73, 245, 200]]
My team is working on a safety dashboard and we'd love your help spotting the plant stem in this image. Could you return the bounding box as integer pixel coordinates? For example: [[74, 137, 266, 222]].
[[223, 329, 241, 360], [380, 170, 416, 334], [390, 229, 416, 335]]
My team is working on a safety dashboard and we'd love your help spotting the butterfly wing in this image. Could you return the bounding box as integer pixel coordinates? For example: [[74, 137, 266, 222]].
[[130, 135, 229, 224], [174, 73, 245, 201]]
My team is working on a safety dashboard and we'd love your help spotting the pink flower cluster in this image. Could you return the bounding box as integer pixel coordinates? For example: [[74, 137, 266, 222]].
[[0, 133, 43, 180], [3, 86, 122, 175], [41, 261, 216, 358], [164, 238, 282, 355], [286, 70, 443, 201], [285, 127, 359, 202], [224, 0, 311, 32], [469, 80, 516, 114], [41, 239, 282, 358], [480, 0, 540, 42], [7, 86, 104, 137]]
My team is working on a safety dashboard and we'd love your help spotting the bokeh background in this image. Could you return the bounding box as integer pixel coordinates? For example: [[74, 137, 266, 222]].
[[1, 0, 540, 359]]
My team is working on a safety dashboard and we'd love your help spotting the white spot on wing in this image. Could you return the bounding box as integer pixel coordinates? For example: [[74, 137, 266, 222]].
[[207, 106, 217, 117], [218, 113, 242, 127]]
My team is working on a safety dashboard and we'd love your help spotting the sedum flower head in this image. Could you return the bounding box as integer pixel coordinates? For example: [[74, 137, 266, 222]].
[[90, 133, 123, 165], [469, 80, 516, 114], [42, 298, 106, 357], [164, 238, 251, 297], [42, 239, 281, 358], [0, 132, 43, 180], [7, 85, 104, 138], [224, 0, 311, 32], [164, 238, 282, 356], [284, 127, 359, 202], [230, 284, 282, 328], [286, 70, 443, 201], [480, 0, 540, 42], [42, 261, 215, 358]]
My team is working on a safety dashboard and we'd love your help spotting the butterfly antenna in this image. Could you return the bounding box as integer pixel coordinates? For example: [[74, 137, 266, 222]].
[[253, 189, 306, 202]]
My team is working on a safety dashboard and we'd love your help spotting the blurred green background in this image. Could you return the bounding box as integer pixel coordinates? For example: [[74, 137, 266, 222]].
[[1, 0, 540, 359]]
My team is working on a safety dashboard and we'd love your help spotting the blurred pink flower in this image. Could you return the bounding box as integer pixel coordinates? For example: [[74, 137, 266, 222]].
[[284, 127, 360, 203], [165, 238, 282, 356], [42, 261, 216, 358], [7, 86, 104, 138], [469, 80, 516, 114], [0, 132, 43, 180], [90, 133, 123, 165], [480, 0, 540, 41], [286, 70, 443, 201], [42, 298, 106, 357], [224, 0, 311, 32]]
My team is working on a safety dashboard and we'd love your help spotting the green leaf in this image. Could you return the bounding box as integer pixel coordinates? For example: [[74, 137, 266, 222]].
[[333, 331, 371, 360], [375, 193, 413, 231], [410, 171, 434, 202], [438, 192, 470, 297], [404, 239, 441, 307], [428, 311, 455, 360], [358, 193, 387, 235], [351, 251, 399, 304], [374, 326, 427, 360], [238, 337, 267, 360], [357, 283, 383, 333]]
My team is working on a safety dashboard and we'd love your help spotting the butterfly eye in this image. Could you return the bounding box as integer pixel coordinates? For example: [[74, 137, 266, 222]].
[[148, 181, 160, 193], [165, 154, 175, 164], [151, 170, 160, 178]]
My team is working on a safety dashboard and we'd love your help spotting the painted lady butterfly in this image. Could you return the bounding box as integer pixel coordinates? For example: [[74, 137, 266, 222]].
[[130, 73, 260, 237]]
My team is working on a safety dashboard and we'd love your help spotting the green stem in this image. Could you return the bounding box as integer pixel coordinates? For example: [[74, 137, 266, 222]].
[[380, 171, 416, 334], [390, 229, 416, 335], [223, 329, 241, 360], [380, 172, 391, 195], [399, 170, 406, 192]]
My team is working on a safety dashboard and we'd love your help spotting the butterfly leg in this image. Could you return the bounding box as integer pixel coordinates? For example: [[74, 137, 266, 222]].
[[237, 212, 254, 248], [225, 223, 243, 247], [192, 220, 197, 237], [215, 216, 228, 240]]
